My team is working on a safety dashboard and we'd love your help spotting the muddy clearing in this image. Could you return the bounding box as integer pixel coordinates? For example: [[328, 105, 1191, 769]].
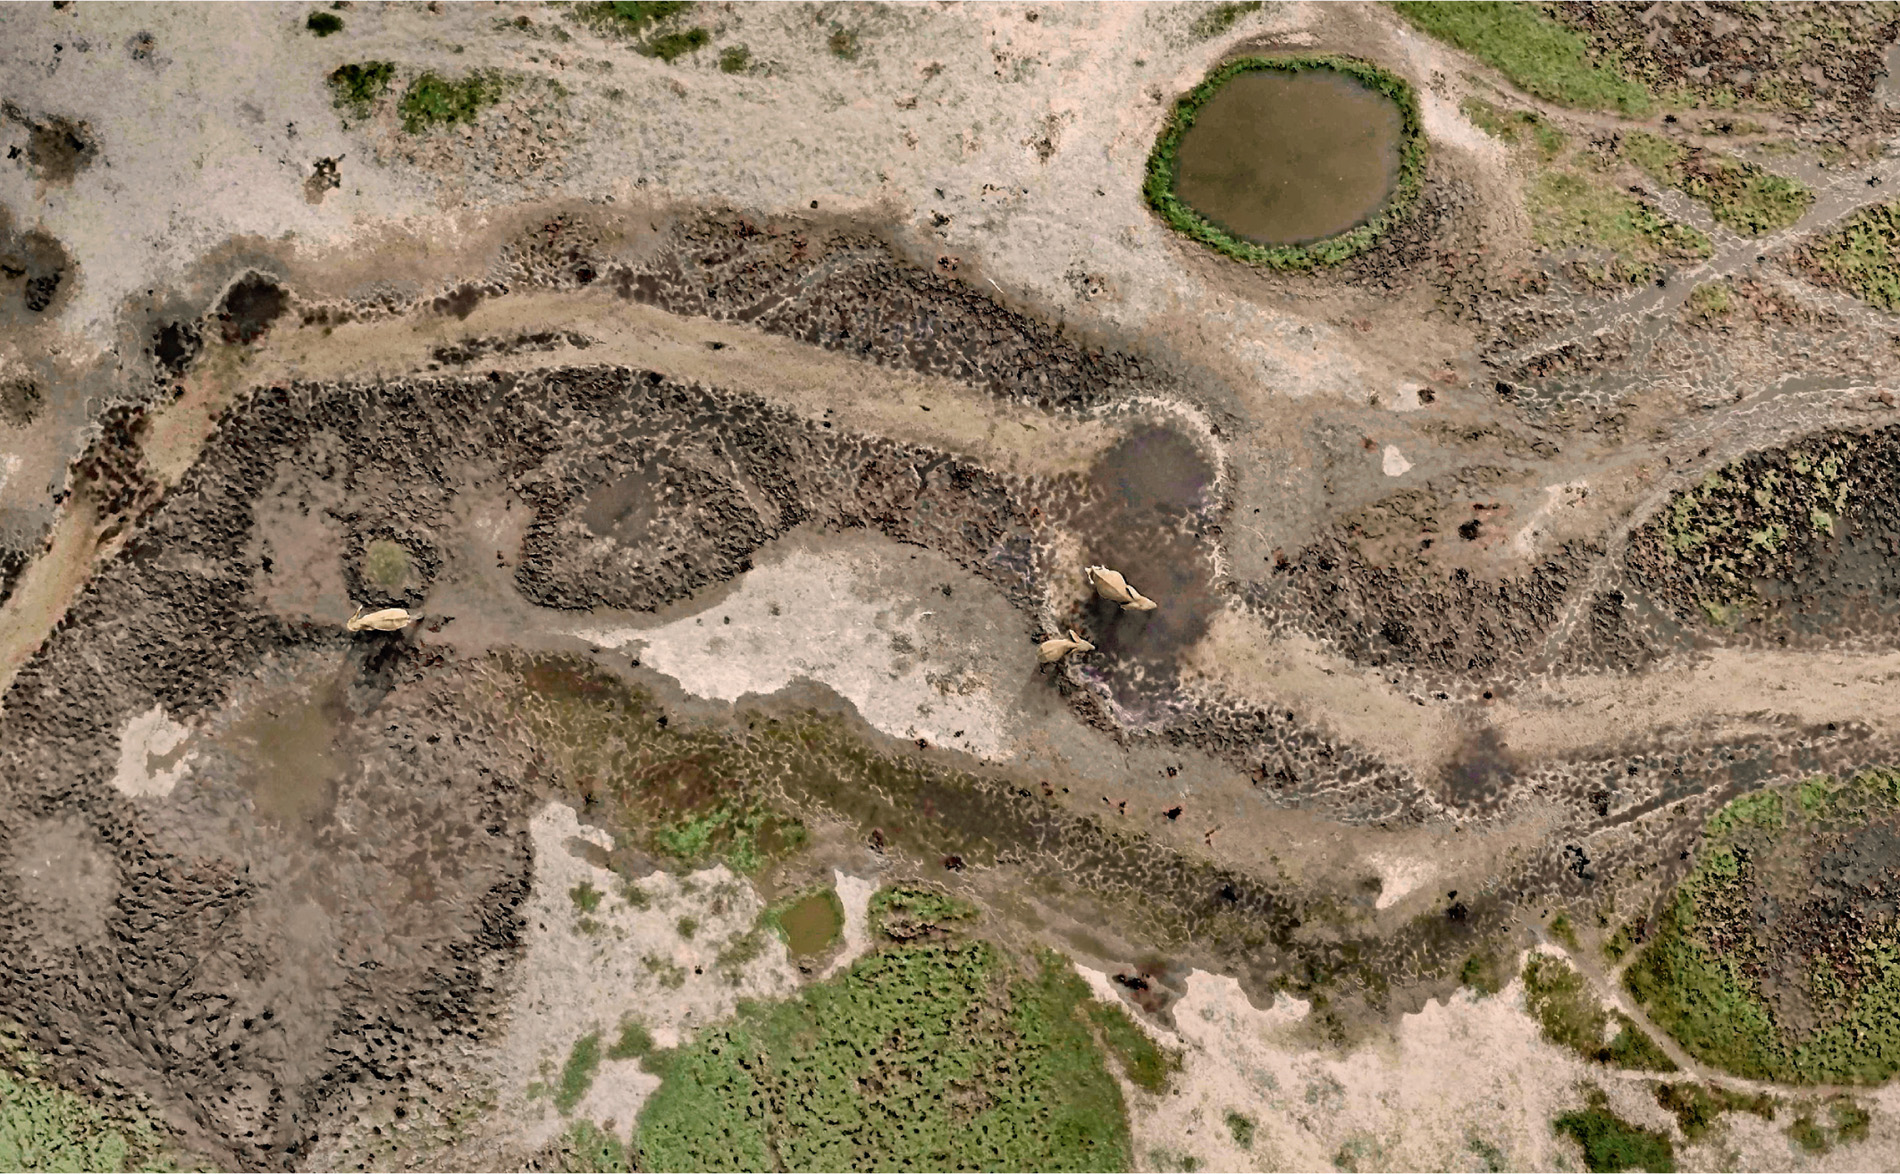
[[7, 2, 1900, 1171]]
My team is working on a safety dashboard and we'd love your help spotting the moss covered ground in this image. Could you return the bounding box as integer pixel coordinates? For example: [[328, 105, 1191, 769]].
[[398, 71, 506, 133], [1144, 55, 1426, 268], [633, 943, 1134, 1172], [1625, 770, 1900, 1083], [1393, 1, 1652, 115]]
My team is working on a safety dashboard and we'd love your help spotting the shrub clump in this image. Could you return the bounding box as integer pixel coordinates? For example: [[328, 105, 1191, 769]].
[[1143, 56, 1426, 269], [398, 71, 506, 133], [327, 60, 395, 114], [634, 945, 1133, 1172], [1553, 1088, 1676, 1173], [1522, 954, 1676, 1072], [306, 10, 343, 36]]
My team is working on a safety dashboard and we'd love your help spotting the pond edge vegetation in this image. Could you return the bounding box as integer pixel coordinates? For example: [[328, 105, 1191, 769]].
[[1143, 55, 1427, 269]]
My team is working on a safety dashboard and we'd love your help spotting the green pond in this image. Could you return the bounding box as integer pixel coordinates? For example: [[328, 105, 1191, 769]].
[[1172, 67, 1404, 246], [780, 889, 843, 956]]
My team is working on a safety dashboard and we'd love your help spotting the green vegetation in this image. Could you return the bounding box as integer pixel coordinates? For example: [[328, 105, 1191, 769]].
[[574, 1, 690, 37], [569, 880, 603, 913], [1549, 912, 1580, 951], [1528, 167, 1711, 284], [1189, 0, 1261, 40], [1620, 132, 1813, 236], [1144, 56, 1426, 268], [718, 45, 750, 73], [675, 915, 698, 940], [327, 61, 395, 114], [0, 1026, 173, 1172], [827, 27, 860, 61], [556, 1032, 603, 1115], [565, 1120, 633, 1172], [1392, 2, 1651, 114], [1522, 954, 1676, 1072], [1636, 434, 1857, 617], [635, 945, 1133, 1171], [1553, 1088, 1675, 1173], [1653, 1082, 1775, 1142], [1460, 949, 1509, 995], [1783, 1098, 1866, 1154], [1801, 201, 1900, 311], [1087, 1001, 1177, 1093], [607, 1018, 653, 1061], [652, 800, 794, 873], [1625, 772, 1900, 1083], [1685, 281, 1733, 324], [1225, 1110, 1256, 1150], [867, 882, 977, 941], [642, 27, 709, 62], [306, 10, 343, 36], [1460, 96, 1566, 160], [398, 71, 505, 133], [361, 538, 412, 591]]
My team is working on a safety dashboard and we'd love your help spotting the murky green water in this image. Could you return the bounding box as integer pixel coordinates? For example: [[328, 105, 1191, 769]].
[[1172, 68, 1403, 246], [780, 890, 844, 955]]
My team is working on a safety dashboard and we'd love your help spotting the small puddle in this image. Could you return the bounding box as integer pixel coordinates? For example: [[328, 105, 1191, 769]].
[[1172, 67, 1403, 245], [780, 889, 843, 956]]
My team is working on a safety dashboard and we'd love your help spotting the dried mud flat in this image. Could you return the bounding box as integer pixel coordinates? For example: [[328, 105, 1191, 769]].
[[11, 2, 1900, 1171]]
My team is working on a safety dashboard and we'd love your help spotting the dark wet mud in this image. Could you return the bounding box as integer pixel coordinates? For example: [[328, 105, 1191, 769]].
[[1172, 69, 1403, 246]]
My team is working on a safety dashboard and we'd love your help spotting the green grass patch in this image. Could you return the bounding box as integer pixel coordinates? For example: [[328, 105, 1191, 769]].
[[1225, 1110, 1256, 1149], [718, 45, 750, 73], [635, 944, 1133, 1171], [1685, 281, 1733, 324], [1620, 132, 1812, 236], [675, 915, 698, 940], [327, 60, 394, 114], [564, 1119, 632, 1172], [306, 11, 343, 36], [399, 71, 505, 133], [1528, 166, 1712, 284], [1392, 1, 1652, 115], [1801, 201, 1900, 311], [1189, 0, 1261, 40], [1625, 771, 1900, 1083], [556, 1031, 603, 1115], [1553, 1088, 1676, 1173], [607, 1018, 653, 1060], [867, 882, 977, 942], [1087, 1001, 1178, 1093], [1144, 55, 1426, 269], [0, 1025, 174, 1172], [642, 27, 709, 62], [1522, 954, 1676, 1072]]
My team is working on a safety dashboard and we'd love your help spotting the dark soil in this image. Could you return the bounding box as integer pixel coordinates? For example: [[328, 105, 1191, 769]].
[[217, 274, 289, 346]]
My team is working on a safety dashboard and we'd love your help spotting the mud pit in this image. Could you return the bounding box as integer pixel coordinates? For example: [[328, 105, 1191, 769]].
[[11, 2, 1900, 1171]]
